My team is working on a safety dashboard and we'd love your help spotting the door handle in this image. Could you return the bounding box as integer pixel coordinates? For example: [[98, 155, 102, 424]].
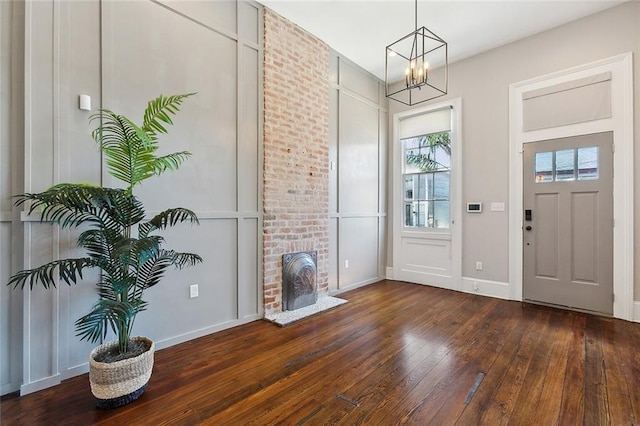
[[525, 226, 532, 231]]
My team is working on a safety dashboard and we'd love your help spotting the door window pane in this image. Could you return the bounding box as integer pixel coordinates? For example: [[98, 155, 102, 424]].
[[555, 149, 575, 181], [433, 201, 450, 228], [578, 147, 598, 180], [535, 146, 599, 183], [433, 172, 450, 199], [401, 132, 451, 229], [535, 152, 553, 183]]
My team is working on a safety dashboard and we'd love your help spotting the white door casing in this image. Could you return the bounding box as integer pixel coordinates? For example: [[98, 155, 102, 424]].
[[509, 53, 634, 320]]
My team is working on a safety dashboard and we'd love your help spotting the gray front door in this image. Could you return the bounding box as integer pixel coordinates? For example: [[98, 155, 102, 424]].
[[523, 132, 613, 314]]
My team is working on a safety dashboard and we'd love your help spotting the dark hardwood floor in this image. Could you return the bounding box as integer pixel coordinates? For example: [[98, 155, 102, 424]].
[[3, 280, 640, 425]]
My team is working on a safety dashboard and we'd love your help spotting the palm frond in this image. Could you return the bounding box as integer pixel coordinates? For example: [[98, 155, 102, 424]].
[[92, 111, 157, 192], [7, 258, 97, 289], [140, 207, 200, 238], [16, 184, 101, 227], [135, 249, 202, 293], [172, 251, 203, 269], [150, 151, 192, 175], [91, 93, 196, 193], [74, 298, 147, 344], [142, 93, 196, 140]]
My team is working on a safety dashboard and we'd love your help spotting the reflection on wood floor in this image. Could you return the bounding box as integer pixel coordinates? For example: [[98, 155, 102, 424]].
[[3, 280, 639, 425]]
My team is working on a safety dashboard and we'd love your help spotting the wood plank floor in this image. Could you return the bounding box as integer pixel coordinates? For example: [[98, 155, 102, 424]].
[[3, 280, 640, 425]]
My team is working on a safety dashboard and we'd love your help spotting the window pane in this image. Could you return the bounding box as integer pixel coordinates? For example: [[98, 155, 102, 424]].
[[433, 201, 450, 228], [578, 147, 598, 180], [425, 173, 433, 200], [403, 137, 423, 174], [535, 152, 553, 183], [404, 175, 414, 200], [401, 132, 451, 229], [434, 145, 451, 170], [417, 201, 428, 227], [555, 149, 575, 181], [404, 174, 430, 201], [433, 172, 450, 199], [405, 203, 413, 226], [405, 201, 430, 227]]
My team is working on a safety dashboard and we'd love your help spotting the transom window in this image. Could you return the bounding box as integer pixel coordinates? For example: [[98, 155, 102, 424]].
[[402, 132, 451, 228], [535, 146, 598, 183]]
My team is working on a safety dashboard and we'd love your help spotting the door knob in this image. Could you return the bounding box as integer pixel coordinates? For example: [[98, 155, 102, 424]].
[[525, 226, 532, 231]]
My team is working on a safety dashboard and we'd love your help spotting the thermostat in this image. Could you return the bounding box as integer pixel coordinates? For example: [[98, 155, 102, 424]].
[[467, 202, 482, 213]]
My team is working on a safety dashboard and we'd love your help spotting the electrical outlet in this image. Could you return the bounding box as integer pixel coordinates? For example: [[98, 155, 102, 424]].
[[189, 284, 199, 299], [475, 261, 483, 271], [345, 259, 350, 268], [473, 281, 479, 292]]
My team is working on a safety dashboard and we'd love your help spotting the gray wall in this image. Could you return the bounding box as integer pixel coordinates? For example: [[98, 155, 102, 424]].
[[1, 0, 25, 396], [2, 0, 263, 395], [388, 2, 639, 295], [328, 52, 388, 293]]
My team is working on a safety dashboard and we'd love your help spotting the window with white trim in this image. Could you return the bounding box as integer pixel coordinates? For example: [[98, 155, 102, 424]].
[[399, 107, 452, 229]]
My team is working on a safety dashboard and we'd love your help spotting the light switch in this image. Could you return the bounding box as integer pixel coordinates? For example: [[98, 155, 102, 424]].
[[79, 94, 91, 111], [490, 202, 505, 212]]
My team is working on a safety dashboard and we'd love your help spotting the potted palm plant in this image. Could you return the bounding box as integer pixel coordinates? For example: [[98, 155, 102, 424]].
[[7, 93, 202, 408]]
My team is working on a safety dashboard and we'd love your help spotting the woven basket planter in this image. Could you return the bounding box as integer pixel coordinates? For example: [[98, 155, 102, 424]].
[[89, 336, 155, 409]]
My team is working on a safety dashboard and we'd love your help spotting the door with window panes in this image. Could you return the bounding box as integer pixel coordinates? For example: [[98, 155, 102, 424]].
[[395, 106, 457, 288], [523, 132, 613, 314]]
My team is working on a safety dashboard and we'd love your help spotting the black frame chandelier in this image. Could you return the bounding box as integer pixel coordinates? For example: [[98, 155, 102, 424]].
[[385, 0, 448, 106]]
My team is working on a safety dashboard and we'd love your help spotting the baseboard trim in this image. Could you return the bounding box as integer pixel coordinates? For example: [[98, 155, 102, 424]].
[[155, 315, 263, 351], [20, 374, 61, 396], [385, 267, 394, 280], [332, 277, 380, 296], [460, 277, 510, 300], [18, 315, 264, 395], [61, 363, 90, 381], [633, 301, 640, 323], [1, 382, 21, 396]]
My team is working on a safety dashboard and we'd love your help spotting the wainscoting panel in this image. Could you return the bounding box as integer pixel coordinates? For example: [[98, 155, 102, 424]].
[[339, 217, 379, 289]]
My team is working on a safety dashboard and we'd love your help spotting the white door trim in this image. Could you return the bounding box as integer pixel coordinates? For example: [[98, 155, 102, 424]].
[[509, 53, 634, 320], [392, 98, 462, 291]]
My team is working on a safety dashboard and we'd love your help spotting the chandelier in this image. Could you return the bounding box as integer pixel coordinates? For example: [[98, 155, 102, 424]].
[[385, 0, 448, 106]]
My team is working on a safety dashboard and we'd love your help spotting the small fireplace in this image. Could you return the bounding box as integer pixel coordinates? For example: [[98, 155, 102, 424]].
[[282, 251, 317, 311]]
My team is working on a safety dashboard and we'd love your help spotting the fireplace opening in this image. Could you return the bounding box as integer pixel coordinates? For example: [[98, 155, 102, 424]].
[[282, 251, 317, 311]]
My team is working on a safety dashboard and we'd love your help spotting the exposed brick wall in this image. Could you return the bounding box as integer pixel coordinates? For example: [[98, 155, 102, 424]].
[[263, 9, 330, 314]]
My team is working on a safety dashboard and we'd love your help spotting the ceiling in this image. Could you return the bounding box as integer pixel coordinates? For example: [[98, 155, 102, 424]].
[[258, 0, 628, 81]]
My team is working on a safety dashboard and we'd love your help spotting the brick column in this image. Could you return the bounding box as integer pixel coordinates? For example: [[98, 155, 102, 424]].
[[263, 9, 329, 314]]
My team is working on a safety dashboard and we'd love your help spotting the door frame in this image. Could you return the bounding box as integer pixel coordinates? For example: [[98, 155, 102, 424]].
[[509, 53, 634, 320], [391, 98, 462, 290]]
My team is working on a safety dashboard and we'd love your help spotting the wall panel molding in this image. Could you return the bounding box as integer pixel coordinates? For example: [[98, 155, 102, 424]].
[[15, 0, 264, 395], [329, 50, 388, 293]]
